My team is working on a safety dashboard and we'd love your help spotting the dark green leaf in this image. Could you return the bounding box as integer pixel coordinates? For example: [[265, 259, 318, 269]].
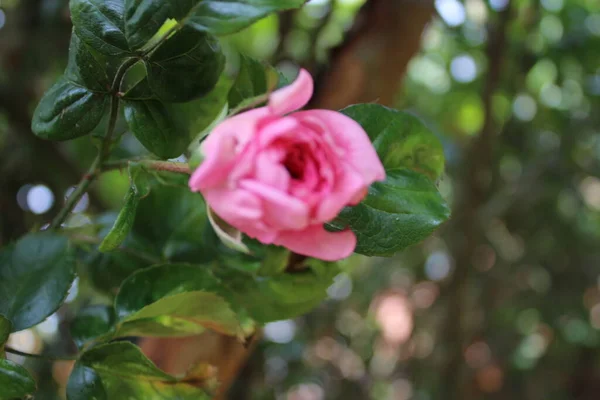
[[70, 305, 116, 349], [328, 168, 450, 257], [0, 315, 10, 349], [32, 78, 109, 141], [228, 55, 278, 109], [67, 363, 107, 400], [0, 359, 36, 399], [179, 0, 306, 36], [123, 99, 188, 158], [83, 213, 159, 295], [65, 30, 110, 92], [0, 232, 75, 331], [67, 342, 210, 400], [168, 72, 232, 144], [70, 0, 171, 55], [70, 0, 130, 56], [99, 187, 141, 252], [146, 27, 224, 103], [122, 77, 156, 101], [341, 104, 445, 181], [220, 259, 339, 323], [114, 263, 241, 337], [124, 0, 173, 50], [133, 186, 218, 262]]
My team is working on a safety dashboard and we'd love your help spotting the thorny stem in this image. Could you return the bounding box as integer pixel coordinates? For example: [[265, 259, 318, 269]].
[[5, 346, 78, 362]]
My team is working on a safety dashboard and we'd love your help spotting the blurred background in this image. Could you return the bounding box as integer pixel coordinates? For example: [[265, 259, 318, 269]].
[[2, 0, 600, 399]]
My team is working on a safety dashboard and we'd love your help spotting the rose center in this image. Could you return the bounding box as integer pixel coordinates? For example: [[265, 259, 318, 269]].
[[283, 146, 307, 180]]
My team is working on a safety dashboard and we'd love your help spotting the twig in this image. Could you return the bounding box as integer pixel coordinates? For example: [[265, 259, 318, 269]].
[[5, 346, 78, 361]]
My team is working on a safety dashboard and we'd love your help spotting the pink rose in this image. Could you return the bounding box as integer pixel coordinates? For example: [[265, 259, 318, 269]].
[[189, 69, 385, 261]]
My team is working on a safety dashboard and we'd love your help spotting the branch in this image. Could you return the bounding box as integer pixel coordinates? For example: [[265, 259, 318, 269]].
[[5, 346, 78, 361]]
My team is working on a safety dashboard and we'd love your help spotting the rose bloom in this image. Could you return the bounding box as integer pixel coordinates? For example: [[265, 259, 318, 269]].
[[189, 69, 385, 261]]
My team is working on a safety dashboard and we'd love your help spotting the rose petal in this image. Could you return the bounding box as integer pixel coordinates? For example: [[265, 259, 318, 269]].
[[315, 165, 366, 222], [189, 134, 237, 191], [205, 187, 276, 243], [269, 69, 313, 116], [239, 179, 309, 231], [295, 110, 386, 184], [274, 225, 357, 261]]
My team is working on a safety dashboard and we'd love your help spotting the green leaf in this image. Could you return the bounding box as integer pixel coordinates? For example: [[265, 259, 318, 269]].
[[67, 363, 107, 400], [70, 0, 130, 56], [123, 99, 188, 158], [0, 359, 36, 399], [220, 259, 339, 323], [114, 264, 241, 337], [32, 78, 109, 141], [328, 168, 450, 257], [67, 342, 210, 400], [70, 0, 171, 55], [228, 54, 278, 109], [0, 232, 75, 331], [124, 0, 173, 50], [83, 213, 159, 295], [179, 0, 306, 36], [257, 246, 290, 276], [0, 315, 10, 348], [99, 187, 141, 252], [341, 104, 445, 181], [146, 27, 225, 103], [133, 186, 218, 262], [0, 315, 10, 357], [168, 72, 232, 146], [65, 30, 110, 92], [70, 305, 116, 349]]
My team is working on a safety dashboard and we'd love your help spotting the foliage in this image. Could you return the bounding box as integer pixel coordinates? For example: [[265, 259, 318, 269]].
[[0, 0, 448, 397]]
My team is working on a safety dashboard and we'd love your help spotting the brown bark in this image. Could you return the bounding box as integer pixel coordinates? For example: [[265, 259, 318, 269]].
[[310, 0, 435, 109], [140, 1, 435, 398]]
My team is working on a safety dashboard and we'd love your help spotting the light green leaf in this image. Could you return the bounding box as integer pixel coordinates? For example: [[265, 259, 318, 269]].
[[146, 27, 224, 103], [0, 232, 75, 331], [228, 54, 278, 109], [32, 78, 109, 141], [123, 98, 188, 158], [178, 0, 306, 36], [341, 104, 445, 181], [328, 168, 450, 257], [99, 187, 141, 252], [221, 259, 339, 323], [67, 342, 210, 400], [0, 359, 36, 399], [114, 263, 241, 337]]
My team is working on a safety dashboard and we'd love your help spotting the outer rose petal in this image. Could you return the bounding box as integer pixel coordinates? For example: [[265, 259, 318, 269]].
[[189, 107, 270, 190], [269, 69, 313, 116], [274, 225, 357, 261], [294, 110, 386, 184], [205, 187, 276, 243], [315, 166, 366, 222]]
